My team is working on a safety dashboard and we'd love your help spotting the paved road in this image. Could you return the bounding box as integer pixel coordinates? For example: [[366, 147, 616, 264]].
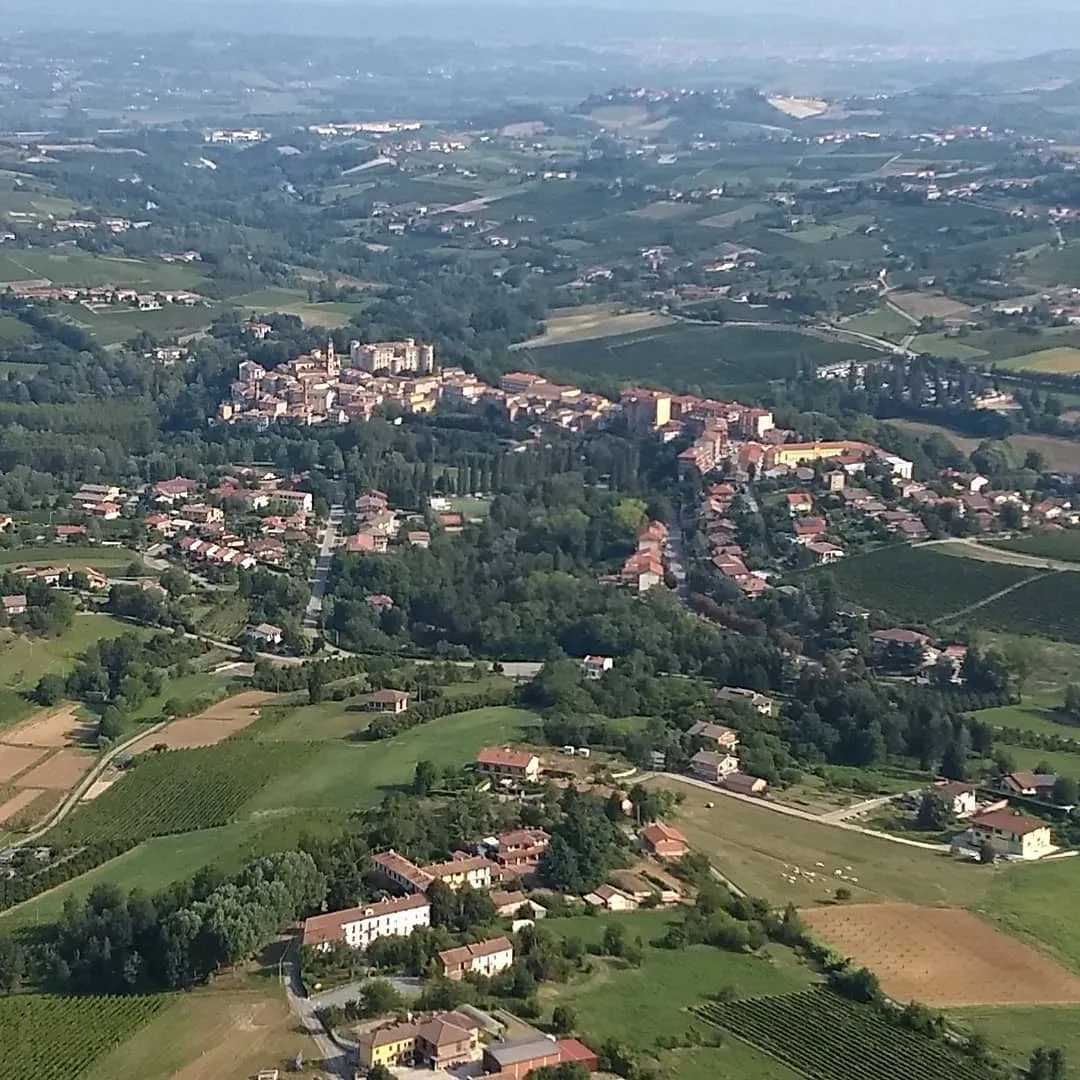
[[655, 772, 950, 853], [819, 793, 916, 824], [309, 976, 422, 1011], [281, 945, 353, 1078], [305, 503, 345, 630]]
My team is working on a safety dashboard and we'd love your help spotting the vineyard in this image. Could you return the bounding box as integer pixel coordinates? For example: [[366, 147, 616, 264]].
[[821, 545, 1036, 623], [51, 741, 313, 845], [0, 993, 169, 1080], [991, 532, 1080, 564], [697, 988, 993, 1080], [963, 572, 1080, 644]]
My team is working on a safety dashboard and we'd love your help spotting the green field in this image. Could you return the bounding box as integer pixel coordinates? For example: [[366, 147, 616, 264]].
[[842, 307, 914, 341], [0, 812, 344, 930], [62, 303, 215, 346], [0, 250, 205, 290], [976, 698, 1080, 740], [246, 705, 541, 811], [0, 994, 170, 1080], [0, 612, 134, 697], [964, 572, 1080, 643], [0, 544, 138, 570], [541, 910, 814, 1073], [911, 333, 989, 360], [998, 345, 1080, 374], [514, 322, 880, 399], [233, 287, 368, 328], [819, 545, 1037, 624], [947, 1005, 1080, 1069], [650, 777, 984, 908], [990, 532, 1080, 564]]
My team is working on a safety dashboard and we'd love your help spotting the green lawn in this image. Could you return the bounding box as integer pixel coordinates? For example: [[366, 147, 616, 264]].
[[541, 911, 815, 1057], [910, 333, 989, 360], [0, 612, 134, 696], [1004, 743, 1080, 780], [232, 287, 368, 328], [650, 777, 992, 908], [246, 705, 542, 812], [975, 697, 1080, 740], [842, 307, 914, 341], [0, 544, 138, 570]]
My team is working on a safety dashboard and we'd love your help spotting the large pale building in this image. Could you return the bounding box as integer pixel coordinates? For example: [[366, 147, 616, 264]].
[[351, 338, 436, 375], [301, 893, 430, 951]]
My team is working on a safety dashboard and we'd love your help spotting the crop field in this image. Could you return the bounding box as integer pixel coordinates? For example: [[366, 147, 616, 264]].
[[516, 322, 878, 399], [513, 303, 673, 348], [0, 543, 138, 569], [232, 287, 369, 328], [910, 333, 989, 359], [51, 741, 312, 845], [964, 571, 1080, 643], [841, 307, 914, 340], [801, 903, 1080, 1006], [887, 291, 973, 321], [63, 303, 215, 346], [990, 531, 1080, 564], [647, 778, 987, 908], [0, 250, 205, 290], [0, 993, 169, 1080], [698, 988, 994, 1080], [998, 345, 1080, 373], [820, 544, 1037, 623], [129, 690, 274, 752]]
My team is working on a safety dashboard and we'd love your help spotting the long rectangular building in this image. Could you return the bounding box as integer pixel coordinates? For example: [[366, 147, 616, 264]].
[[301, 893, 430, 951]]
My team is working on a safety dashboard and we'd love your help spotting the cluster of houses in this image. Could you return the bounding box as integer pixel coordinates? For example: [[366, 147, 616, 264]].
[[3, 279, 204, 309], [687, 692, 772, 796], [700, 480, 769, 597], [601, 519, 669, 594]]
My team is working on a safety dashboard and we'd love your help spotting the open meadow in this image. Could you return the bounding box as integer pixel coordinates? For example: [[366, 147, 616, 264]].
[[513, 303, 673, 348], [0, 250, 205, 291], [998, 345, 1080, 374]]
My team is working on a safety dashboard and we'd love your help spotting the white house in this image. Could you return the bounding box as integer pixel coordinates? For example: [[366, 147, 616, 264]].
[[438, 936, 515, 980], [581, 655, 614, 680], [930, 780, 979, 818], [301, 894, 431, 951]]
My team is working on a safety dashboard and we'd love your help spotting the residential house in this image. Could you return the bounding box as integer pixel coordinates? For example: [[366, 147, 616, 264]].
[[1002, 771, 1057, 800], [55, 525, 88, 542], [300, 894, 431, 950], [363, 689, 410, 714], [1, 595, 26, 617], [482, 1037, 562, 1080], [345, 530, 388, 554], [437, 936, 514, 980], [423, 854, 499, 892], [475, 747, 541, 783], [805, 541, 846, 565], [690, 750, 741, 784], [490, 890, 547, 919], [640, 822, 689, 858], [786, 492, 813, 515], [246, 623, 283, 648], [439, 512, 465, 534], [871, 628, 936, 666], [581, 655, 614, 680], [152, 477, 200, 505], [490, 828, 550, 870], [366, 593, 395, 612], [269, 490, 314, 514], [792, 517, 828, 544], [928, 780, 978, 818], [407, 530, 431, 548], [372, 850, 434, 894], [688, 721, 739, 752], [583, 883, 638, 911], [358, 1022, 420, 1071], [715, 687, 774, 715], [414, 1015, 480, 1070], [969, 809, 1053, 860], [723, 773, 769, 796]]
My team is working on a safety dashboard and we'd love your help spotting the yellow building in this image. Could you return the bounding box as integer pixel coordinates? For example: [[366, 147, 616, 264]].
[[358, 1021, 418, 1069], [970, 809, 1053, 860], [766, 441, 871, 469]]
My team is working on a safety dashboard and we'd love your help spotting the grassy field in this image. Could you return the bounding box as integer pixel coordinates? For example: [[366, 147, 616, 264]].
[[819, 544, 1037, 623], [0, 612, 133, 697], [246, 705, 542, 812], [0, 250, 205, 290], [910, 333, 989, 360], [976, 698, 1080, 739], [541, 910, 814, 1061], [62, 303, 215, 346], [513, 303, 673, 349], [841, 307, 914, 341], [946, 1004, 1080, 1069], [990, 532, 1080, 564], [0, 544, 138, 570], [515, 322, 880, 399], [648, 778, 988, 908], [232, 287, 368, 328], [998, 345, 1080, 374], [889, 418, 1080, 474], [964, 572, 1080, 643]]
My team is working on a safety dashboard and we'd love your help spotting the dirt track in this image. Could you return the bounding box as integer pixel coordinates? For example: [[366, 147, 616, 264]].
[[803, 902, 1080, 1006]]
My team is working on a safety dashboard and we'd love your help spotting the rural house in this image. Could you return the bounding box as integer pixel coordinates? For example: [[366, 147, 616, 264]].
[[358, 1022, 420, 1071], [246, 623, 283, 648], [363, 689, 411, 714], [415, 1015, 480, 1069], [583, 883, 638, 911], [640, 822, 689, 858], [437, 936, 515, 980], [690, 749, 741, 784], [482, 1037, 562, 1080], [723, 772, 769, 796], [968, 809, 1053, 861], [688, 720, 740, 751], [581, 655, 614, 680], [301, 894, 430, 950], [929, 780, 979, 817], [1, 595, 27, 617], [1002, 771, 1057, 800], [475, 747, 541, 783], [715, 686, 774, 714]]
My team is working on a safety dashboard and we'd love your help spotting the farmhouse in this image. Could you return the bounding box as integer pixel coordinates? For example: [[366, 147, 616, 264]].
[[489, 827, 550, 870], [786, 492, 814, 514], [415, 1015, 479, 1069], [930, 780, 979, 818], [581, 655, 614, 680], [968, 809, 1053, 860], [301, 893, 431, 950], [690, 750, 740, 784], [437, 936, 515, 980], [363, 688, 411, 714], [483, 1037, 562, 1080], [640, 822, 689, 858], [715, 686, 774, 714], [246, 623, 283, 647], [723, 772, 769, 796], [689, 720, 739, 751], [423, 854, 499, 891], [475, 747, 541, 783], [358, 1021, 420, 1070], [1, 595, 27, 617], [1002, 771, 1057, 800], [584, 883, 638, 911]]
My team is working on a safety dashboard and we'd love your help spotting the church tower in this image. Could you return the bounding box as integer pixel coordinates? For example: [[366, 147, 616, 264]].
[[326, 337, 340, 378]]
